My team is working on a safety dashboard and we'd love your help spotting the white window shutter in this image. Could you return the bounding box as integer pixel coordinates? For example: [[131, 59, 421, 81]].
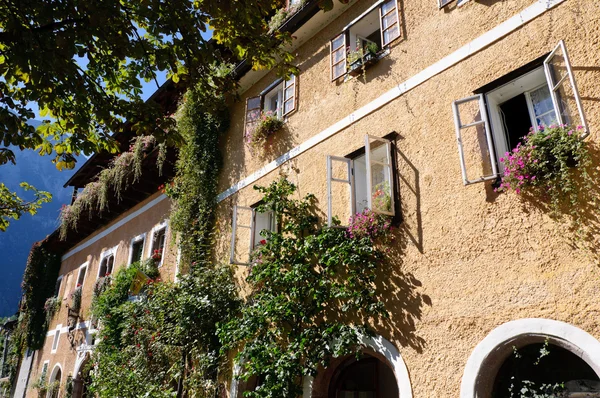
[[330, 33, 347, 81], [380, 0, 400, 47], [544, 40, 589, 139], [452, 94, 499, 185], [283, 75, 297, 116], [327, 155, 355, 227], [365, 135, 395, 216], [229, 205, 254, 266]]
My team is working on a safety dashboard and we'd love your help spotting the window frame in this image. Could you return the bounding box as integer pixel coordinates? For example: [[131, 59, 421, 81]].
[[327, 133, 399, 227], [330, 0, 400, 81], [244, 74, 298, 130], [453, 41, 588, 186], [97, 245, 118, 279], [438, 0, 470, 8], [149, 221, 168, 268], [128, 232, 147, 266], [51, 327, 61, 353], [76, 263, 88, 288], [230, 203, 277, 266]]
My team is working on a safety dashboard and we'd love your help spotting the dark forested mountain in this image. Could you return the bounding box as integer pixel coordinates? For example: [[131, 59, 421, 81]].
[[0, 121, 78, 317]]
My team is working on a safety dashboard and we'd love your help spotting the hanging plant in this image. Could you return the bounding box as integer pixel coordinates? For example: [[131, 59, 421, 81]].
[[347, 209, 393, 243], [43, 296, 61, 325], [93, 276, 112, 298], [70, 285, 82, 313], [497, 125, 592, 215], [244, 111, 284, 153]]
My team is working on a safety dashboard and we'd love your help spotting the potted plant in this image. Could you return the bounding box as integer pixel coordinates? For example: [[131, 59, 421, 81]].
[[245, 111, 284, 153], [348, 42, 380, 77], [44, 296, 61, 324]]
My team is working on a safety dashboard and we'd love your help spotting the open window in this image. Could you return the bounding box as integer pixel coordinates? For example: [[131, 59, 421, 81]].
[[150, 223, 167, 267], [76, 264, 87, 287], [98, 246, 117, 278], [129, 233, 146, 265], [245, 74, 298, 128], [327, 134, 397, 227], [230, 204, 276, 266], [453, 41, 588, 185], [330, 0, 400, 81]]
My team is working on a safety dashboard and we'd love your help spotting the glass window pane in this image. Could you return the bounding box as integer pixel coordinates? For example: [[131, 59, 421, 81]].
[[333, 63, 346, 79], [332, 35, 344, 50], [382, 13, 397, 30], [284, 99, 294, 115], [247, 97, 261, 110], [333, 48, 345, 64], [353, 154, 368, 214], [383, 25, 399, 45], [253, 211, 274, 248], [381, 0, 396, 15]]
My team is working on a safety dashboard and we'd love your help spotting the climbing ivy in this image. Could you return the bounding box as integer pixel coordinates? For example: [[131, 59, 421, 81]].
[[219, 178, 390, 398], [20, 240, 62, 349]]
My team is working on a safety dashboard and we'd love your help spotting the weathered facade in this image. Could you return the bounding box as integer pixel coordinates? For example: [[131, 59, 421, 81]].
[[19, 0, 600, 397]]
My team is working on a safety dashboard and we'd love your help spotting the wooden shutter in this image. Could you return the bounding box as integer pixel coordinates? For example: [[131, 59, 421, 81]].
[[380, 0, 400, 47], [283, 74, 297, 116], [452, 94, 499, 185], [544, 40, 589, 138], [330, 33, 347, 81], [230, 205, 254, 266], [244, 96, 262, 138], [327, 155, 355, 227], [365, 135, 395, 216]]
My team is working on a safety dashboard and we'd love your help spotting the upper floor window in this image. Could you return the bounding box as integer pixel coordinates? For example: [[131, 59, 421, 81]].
[[150, 222, 168, 267], [330, 0, 400, 81], [54, 276, 63, 298], [327, 134, 397, 227], [230, 204, 276, 266], [129, 233, 146, 265], [76, 264, 87, 287], [98, 246, 117, 278], [245, 75, 297, 135], [452, 41, 588, 185]]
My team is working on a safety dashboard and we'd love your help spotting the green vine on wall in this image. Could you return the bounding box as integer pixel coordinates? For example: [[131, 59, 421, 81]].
[[219, 178, 390, 398], [20, 240, 62, 350]]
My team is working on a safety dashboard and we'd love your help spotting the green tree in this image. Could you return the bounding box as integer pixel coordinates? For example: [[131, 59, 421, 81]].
[[0, 183, 51, 232]]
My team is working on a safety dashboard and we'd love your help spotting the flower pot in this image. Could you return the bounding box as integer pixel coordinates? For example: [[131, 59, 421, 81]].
[[347, 52, 378, 77]]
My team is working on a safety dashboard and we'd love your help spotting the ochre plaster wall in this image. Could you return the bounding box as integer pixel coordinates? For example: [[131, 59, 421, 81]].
[[216, 0, 600, 396]]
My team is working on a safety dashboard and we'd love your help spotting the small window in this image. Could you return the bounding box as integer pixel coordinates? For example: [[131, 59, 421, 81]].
[[130, 236, 145, 265], [54, 276, 63, 298], [41, 362, 49, 379], [230, 205, 276, 266], [330, 0, 400, 81], [327, 134, 397, 227], [76, 265, 87, 287], [453, 41, 588, 185], [151, 225, 167, 267], [244, 75, 297, 131], [98, 254, 114, 278], [51, 329, 60, 352]]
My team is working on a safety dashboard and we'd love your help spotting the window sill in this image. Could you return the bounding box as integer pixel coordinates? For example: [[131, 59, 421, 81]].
[[344, 48, 391, 82]]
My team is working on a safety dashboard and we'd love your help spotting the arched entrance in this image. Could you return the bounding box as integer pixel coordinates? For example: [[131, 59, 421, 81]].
[[461, 319, 600, 398], [47, 365, 62, 398], [72, 354, 92, 398]]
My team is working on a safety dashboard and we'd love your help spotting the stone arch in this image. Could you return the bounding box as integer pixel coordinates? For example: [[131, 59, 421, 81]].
[[72, 352, 92, 398], [460, 318, 600, 398], [303, 334, 412, 398], [47, 364, 62, 398], [230, 334, 412, 398]]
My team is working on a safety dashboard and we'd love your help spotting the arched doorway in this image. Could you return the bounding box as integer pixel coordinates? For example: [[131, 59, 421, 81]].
[[461, 319, 600, 398], [72, 354, 92, 398], [47, 365, 62, 398], [328, 354, 398, 398]]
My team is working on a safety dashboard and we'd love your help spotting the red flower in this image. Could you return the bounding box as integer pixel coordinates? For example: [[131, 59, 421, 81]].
[[260, 239, 267, 245]]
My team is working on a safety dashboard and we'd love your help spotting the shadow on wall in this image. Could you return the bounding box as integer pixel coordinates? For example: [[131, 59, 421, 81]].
[[394, 143, 423, 253]]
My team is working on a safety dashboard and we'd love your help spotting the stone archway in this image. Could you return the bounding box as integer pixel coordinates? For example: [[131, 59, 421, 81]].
[[47, 364, 62, 398], [72, 353, 92, 398], [460, 318, 600, 398]]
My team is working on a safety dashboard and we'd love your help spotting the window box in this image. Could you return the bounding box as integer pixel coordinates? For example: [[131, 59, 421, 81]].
[[452, 40, 588, 186], [330, 0, 400, 81], [347, 51, 379, 77]]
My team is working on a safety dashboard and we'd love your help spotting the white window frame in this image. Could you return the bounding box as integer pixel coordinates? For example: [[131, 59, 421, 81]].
[[54, 276, 63, 298], [326, 134, 396, 227], [230, 205, 277, 266], [51, 327, 61, 353], [149, 220, 168, 268], [453, 41, 588, 186], [76, 263, 88, 288], [246, 75, 298, 124], [97, 245, 118, 279], [331, 0, 400, 81], [128, 232, 147, 266], [41, 361, 49, 380]]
